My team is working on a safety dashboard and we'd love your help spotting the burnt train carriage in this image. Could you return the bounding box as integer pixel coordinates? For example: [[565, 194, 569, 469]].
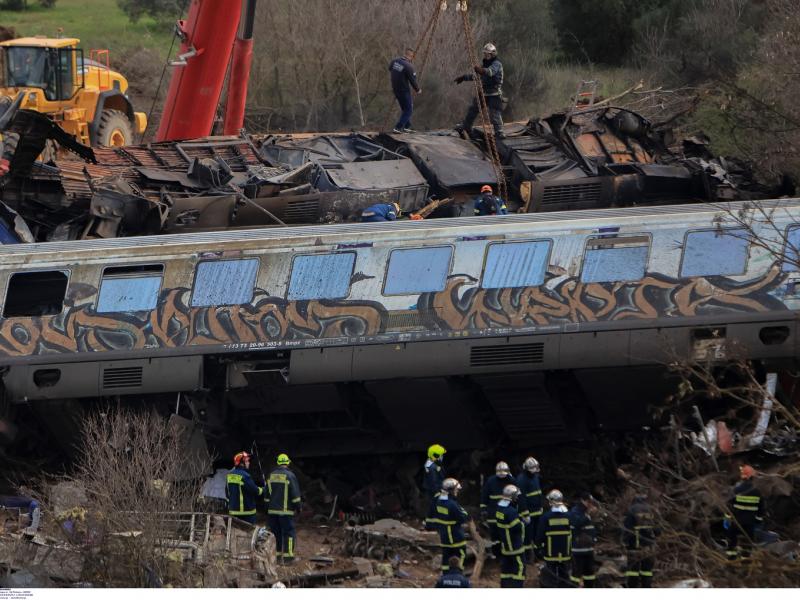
[[1, 200, 799, 456]]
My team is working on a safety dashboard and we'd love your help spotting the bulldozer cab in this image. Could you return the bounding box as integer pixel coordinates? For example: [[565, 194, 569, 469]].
[[0, 39, 84, 102]]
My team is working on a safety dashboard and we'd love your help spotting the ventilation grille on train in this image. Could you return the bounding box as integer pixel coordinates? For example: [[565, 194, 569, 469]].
[[542, 182, 602, 205], [283, 199, 320, 222], [102, 366, 144, 389], [470, 343, 544, 367], [385, 310, 429, 331]]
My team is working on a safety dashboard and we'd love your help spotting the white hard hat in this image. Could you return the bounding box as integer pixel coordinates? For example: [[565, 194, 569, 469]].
[[546, 489, 564, 504], [442, 478, 462, 494], [483, 43, 497, 55], [502, 484, 520, 501], [495, 461, 510, 476], [523, 457, 540, 473]]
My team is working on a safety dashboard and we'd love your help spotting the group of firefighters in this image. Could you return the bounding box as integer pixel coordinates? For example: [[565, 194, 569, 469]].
[[225, 444, 764, 587]]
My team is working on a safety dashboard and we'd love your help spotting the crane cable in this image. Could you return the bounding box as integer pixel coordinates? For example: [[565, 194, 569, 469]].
[[456, 1, 506, 201], [380, 0, 443, 132]]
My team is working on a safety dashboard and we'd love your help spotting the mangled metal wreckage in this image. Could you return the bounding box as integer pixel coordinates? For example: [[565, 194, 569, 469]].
[[0, 104, 766, 243]]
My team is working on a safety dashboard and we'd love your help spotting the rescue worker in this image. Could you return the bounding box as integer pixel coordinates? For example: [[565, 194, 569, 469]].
[[422, 443, 446, 505], [473, 185, 507, 216], [266, 453, 302, 563], [480, 461, 516, 557], [435, 555, 471, 588], [425, 478, 470, 573], [569, 491, 598, 588], [622, 494, 658, 587], [388, 47, 421, 133], [454, 43, 504, 139], [516, 456, 543, 563], [724, 464, 763, 559], [361, 202, 401, 223], [496, 484, 526, 587], [535, 489, 573, 588], [225, 451, 263, 525]]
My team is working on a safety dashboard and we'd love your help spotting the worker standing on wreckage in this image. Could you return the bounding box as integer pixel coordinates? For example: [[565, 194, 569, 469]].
[[724, 464, 763, 559], [388, 47, 421, 133], [622, 494, 659, 587], [454, 43, 505, 139], [425, 478, 470, 573], [481, 461, 517, 558], [267, 453, 302, 564], [422, 443, 447, 505], [569, 492, 599, 587], [474, 184, 507, 216], [535, 489, 572, 587], [226, 451, 263, 525], [495, 484, 526, 587]]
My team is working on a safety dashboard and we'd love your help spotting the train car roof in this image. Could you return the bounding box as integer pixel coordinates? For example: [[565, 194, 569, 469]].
[[1, 199, 799, 264]]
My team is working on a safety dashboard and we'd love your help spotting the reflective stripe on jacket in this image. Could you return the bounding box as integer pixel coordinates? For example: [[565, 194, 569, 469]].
[[266, 466, 301, 516], [226, 467, 263, 517]]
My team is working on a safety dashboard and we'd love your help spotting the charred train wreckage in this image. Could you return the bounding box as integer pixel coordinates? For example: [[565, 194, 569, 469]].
[[0, 94, 797, 461]]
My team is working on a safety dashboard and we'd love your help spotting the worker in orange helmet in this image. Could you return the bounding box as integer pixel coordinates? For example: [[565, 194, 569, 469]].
[[226, 451, 263, 524], [724, 464, 763, 559], [474, 185, 507, 216]]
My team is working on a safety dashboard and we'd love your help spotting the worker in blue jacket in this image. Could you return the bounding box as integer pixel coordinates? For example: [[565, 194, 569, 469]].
[[422, 443, 446, 505], [569, 491, 599, 587], [496, 484, 526, 587], [266, 453, 302, 563], [536, 489, 573, 587], [226, 451, 263, 525], [474, 185, 507, 216], [481, 461, 516, 557], [517, 456, 543, 563], [361, 202, 401, 222], [435, 556, 471, 587], [425, 478, 470, 572], [389, 47, 421, 133]]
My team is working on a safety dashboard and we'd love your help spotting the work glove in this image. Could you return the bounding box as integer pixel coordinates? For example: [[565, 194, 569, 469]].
[[473, 65, 487, 75], [454, 75, 466, 84], [410, 213, 423, 220], [723, 519, 730, 530]]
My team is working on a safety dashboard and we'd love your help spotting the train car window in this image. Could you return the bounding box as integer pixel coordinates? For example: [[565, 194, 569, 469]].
[[2, 271, 68, 318], [97, 265, 164, 313], [680, 229, 749, 277], [383, 246, 453, 295], [581, 236, 650, 283], [782, 226, 800, 272], [287, 252, 355, 301], [191, 259, 259, 307], [481, 240, 551, 289]]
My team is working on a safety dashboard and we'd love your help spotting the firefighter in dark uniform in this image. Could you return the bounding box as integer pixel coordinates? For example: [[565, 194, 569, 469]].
[[361, 202, 401, 223], [569, 491, 598, 587], [425, 478, 470, 572], [622, 494, 659, 587], [496, 484, 526, 587], [266, 453, 302, 563], [725, 464, 763, 559], [225, 451, 263, 525], [473, 185, 508, 216], [481, 461, 516, 557], [517, 456, 543, 563], [454, 42, 505, 139], [435, 556, 471, 588], [535, 489, 573, 587], [422, 443, 446, 506]]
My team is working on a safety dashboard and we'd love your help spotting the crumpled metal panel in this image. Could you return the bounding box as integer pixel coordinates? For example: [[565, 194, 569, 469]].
[[323, 158, 427, 191]]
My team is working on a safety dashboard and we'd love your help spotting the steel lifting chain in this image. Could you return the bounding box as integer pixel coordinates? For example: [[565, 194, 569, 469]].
[[456, 0, 506, 200], [381, 0, 444, 132]]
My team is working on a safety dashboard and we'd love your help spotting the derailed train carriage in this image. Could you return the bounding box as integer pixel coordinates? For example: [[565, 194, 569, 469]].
[[0, 199, 799, 457]]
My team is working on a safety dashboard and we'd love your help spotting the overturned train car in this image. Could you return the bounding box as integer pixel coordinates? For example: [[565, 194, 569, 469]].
[[0, 199, 799, 457]]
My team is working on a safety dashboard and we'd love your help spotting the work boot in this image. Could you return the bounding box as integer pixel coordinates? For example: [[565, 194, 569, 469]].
[[392, 128, 403, 134], [454, 124, 465, 135], [402, 128, 416, 133]]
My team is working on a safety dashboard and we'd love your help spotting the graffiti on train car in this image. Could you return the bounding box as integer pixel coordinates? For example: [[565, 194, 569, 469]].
[[0, 264, 789, 358], [420, 264, 789, 330]]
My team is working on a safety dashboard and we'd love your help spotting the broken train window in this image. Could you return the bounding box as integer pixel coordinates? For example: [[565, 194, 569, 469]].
[[2, 270, 69, 318], [191, 259, 259, 308], [96, 264, 164, 313], [288, 252, 356, 301], [581, 235, 650, 283]]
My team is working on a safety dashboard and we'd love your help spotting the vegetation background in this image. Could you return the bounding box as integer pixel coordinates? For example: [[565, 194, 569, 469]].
[[1, 0, 798, 184]]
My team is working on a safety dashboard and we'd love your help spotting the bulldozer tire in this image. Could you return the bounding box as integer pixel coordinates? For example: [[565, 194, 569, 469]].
[[95, 109, 133, 147]]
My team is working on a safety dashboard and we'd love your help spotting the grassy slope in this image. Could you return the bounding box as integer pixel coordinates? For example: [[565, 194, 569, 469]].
[[0, 0, 172, 57]]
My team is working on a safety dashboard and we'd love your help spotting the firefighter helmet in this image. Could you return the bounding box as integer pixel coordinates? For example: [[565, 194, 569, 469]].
[[428, 444, 446, 460], [481, 184, 493, 194], [233, 451, 250, 467], [740, 464, 756, 480], [277, 453, 291, 466], [502, 484, 520, 501], [546, 489, 564, 505], [495, 461, 510, 476], [483, 43, 497, 56], [523, 457, 540, 473], [442, 478, 462, 495]]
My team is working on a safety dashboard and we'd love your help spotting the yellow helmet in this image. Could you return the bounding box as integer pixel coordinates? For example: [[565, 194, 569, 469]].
[[277, 453, 291, 466], [427, 444, 446, 460]]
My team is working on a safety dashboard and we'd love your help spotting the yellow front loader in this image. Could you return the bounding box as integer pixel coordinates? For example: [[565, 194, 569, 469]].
[[0, 36, 146, 147]]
